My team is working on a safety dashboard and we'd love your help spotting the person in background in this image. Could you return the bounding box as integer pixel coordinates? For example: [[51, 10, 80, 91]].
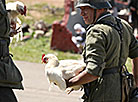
[[129, 0, 138, 39], [72, 23, 86, 48], [109, 0, 118, 16], [109, 0, 130, 17], [66, 0, 138, 102], [0, 0, 23, 101]]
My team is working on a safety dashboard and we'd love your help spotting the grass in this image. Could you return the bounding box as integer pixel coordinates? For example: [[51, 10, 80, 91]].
[[9, 37, 82, 63], [126, 58, 132, 72]]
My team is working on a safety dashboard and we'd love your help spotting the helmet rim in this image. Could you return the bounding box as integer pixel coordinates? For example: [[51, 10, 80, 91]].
[[75, 1, 112, 9]]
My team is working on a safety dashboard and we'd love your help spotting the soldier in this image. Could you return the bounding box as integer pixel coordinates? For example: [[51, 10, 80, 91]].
[[0, 0, 23, 101], [66, 0, 138, 102], [129, 0, 138, 38]]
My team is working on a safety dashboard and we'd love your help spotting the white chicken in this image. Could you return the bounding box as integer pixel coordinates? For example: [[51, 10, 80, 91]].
[[6, 1, 27, 42], [42, 54, 86, 94]]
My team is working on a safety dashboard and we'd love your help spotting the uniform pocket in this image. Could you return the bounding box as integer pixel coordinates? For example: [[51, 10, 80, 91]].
[[89, 73, 121, 102], [103, 74, 121, 101], [4, 56, 23, 83], [0, 56, 23, 84]]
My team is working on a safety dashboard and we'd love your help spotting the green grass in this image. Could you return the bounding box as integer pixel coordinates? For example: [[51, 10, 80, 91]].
[[126, 58, 132, 72], [9, 37, 82, 63]]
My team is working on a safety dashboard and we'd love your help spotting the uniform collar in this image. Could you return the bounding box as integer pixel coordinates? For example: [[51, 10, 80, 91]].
[[96, 12, 112, 23], [86, 12, 112, 31]]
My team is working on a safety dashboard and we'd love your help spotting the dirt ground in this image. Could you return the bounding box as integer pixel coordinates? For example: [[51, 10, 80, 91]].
[[7, 0, 65, 7]]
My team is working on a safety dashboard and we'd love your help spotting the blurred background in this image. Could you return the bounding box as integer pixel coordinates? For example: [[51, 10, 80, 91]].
[[7, 0, 137, 71], [5, 0, 137, 101]]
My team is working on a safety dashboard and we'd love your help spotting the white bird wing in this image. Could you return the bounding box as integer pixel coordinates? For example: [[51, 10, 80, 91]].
[[61, 65, 84, 92], [60, 60, 86, 79], [45, 68, 66, 91], [59, 60, 86, 92], [59, 59, 85, 67]]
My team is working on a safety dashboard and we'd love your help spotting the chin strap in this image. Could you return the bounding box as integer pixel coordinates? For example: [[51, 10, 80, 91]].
[[93, 9, 97, 23]]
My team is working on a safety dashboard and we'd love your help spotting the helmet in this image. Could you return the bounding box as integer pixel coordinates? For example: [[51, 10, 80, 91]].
[[75, 0, 112, 9]]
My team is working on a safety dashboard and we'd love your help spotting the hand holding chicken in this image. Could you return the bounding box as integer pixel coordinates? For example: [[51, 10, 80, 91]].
[[42, 54, 86, 94]]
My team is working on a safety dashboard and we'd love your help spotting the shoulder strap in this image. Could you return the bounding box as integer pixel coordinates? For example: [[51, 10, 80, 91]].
[[97, 17, 123, 66], [97, 17, 123, 41]]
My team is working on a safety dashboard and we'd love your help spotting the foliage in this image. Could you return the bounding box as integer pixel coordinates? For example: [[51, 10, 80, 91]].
[[10, 37, 82, 63], [126, 58, 132, 72]]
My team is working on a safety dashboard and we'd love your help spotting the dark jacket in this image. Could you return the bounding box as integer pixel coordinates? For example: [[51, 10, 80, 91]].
[[129, 0, 138, 9], [0, 0, 23, 89]]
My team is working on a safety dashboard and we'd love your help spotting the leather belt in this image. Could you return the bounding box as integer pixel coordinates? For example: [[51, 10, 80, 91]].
[[103, 66, 120, 75]]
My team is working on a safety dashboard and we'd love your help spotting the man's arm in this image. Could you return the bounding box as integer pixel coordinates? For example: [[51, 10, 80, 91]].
[[132, 57, 138, 87], [66, 70, 99, 88]]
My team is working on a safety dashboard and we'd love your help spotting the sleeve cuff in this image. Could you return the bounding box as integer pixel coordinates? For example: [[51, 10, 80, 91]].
[[86, 62, 104, 77]]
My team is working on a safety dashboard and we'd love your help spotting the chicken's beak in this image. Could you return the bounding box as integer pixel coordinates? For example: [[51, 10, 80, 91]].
[[42, 58, 48, 64], [41, 54, 48, 64], [20, 6, 27, 16], [41, 58, 46, 64]]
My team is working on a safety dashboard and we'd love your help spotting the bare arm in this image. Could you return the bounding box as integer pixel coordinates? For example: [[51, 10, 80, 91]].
[[132, 57, 138, 87], [66, 70, 99, 88]]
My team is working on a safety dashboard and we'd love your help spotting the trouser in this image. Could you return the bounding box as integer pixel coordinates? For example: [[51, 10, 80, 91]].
[[0, 87, 18, 102]]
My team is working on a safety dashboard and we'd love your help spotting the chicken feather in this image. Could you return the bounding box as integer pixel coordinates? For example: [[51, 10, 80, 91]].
[[42, 54, 86, 93]]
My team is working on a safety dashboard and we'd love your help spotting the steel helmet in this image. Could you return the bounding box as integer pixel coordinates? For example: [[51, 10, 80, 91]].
[[75, 0, 112, 9]]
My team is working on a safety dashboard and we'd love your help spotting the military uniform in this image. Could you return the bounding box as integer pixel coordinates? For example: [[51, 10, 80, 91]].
[[0, 0, 23, 101], [82, 12, 138, 102]]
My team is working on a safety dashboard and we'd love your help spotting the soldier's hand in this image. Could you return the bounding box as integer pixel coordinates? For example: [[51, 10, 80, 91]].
[[65, 77, 74, 88], [9, 27, 21, 37]]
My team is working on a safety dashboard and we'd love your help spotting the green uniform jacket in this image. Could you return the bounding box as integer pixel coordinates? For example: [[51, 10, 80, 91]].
[[0, 0, 10, 38], [0, 0, 23, 89], [82, 13, 138, 101]]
